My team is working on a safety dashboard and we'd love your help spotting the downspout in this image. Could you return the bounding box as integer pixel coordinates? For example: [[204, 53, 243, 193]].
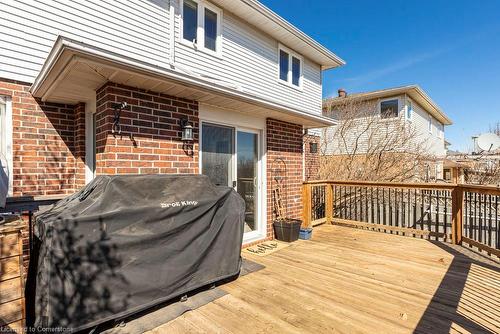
[[169, 0, 176, 65]]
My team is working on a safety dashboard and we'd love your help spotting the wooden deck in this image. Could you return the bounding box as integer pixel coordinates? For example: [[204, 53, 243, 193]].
[[148, 225, 500, 334]]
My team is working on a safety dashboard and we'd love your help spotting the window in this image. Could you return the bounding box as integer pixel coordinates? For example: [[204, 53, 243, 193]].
[[438, 123, 444, 138], [406, 100, 413, 121], [204, 8, 217, 51], [380, 99, 399, 119], [279, 50, 289, 81], [181, 0, 221, 54], [278, 45, 302, 88], [428, 115, 432, 133], [183, 0, 198, 43], [292, 56, 301, 86]]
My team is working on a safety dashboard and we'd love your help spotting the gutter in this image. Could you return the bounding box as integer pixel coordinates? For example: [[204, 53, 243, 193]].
[[31, 36, 336, 127]]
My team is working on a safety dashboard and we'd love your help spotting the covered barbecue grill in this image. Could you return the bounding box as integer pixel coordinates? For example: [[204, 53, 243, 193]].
[[26, 174, 245, 332]]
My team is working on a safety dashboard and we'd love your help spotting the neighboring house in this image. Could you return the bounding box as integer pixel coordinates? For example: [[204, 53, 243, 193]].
[[0, 0, 344, 245], [319, 85, 452, 181]]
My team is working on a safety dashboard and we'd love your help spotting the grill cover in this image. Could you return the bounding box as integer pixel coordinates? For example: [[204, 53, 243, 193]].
[[27, 175, 245, 332]]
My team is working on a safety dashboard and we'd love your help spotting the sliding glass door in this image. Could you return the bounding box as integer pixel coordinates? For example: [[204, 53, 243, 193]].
[[201, 123, 262, 237]]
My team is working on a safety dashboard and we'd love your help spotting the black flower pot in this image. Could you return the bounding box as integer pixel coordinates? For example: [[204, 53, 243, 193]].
[[273, 219, 302, 242]]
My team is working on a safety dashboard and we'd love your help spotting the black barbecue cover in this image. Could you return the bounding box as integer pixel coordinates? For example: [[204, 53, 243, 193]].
[[27, 174, 245, 332]]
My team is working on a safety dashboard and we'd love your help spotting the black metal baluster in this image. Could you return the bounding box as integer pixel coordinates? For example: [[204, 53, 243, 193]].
[[436, 190, 440, 241], [444, 190, 449, 241], [377, 187, 380, 225], [469, 193, 473, 239], [371, 187, 374, 224], [478, 193, 482, 243], [388, 188, 392, 233], [488, 194, 492, 247], [413, 189, 417, 231], [354, 186, 358, 221], [495, 195, 500, 249], [395, 188, 399, 234]]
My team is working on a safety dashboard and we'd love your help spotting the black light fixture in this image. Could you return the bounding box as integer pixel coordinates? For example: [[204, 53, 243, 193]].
[[180, 117, 194, 142], [309, 142, 318, 153], [111, 101, 127, 135]]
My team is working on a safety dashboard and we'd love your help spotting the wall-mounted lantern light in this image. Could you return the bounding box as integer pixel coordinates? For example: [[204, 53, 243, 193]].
[[180, 117, 194, 142], [309, 142, 318, 153], [111, 101, 127, 135]]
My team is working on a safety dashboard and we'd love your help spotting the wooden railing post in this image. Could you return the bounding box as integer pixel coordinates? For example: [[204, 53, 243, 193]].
[[325, 184, 333, 224], [451, 185, 464, 245], [302, 183, 312, 228]]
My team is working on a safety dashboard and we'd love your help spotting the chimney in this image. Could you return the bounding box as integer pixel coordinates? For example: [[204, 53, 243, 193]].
[[338, 88, 347, 98]]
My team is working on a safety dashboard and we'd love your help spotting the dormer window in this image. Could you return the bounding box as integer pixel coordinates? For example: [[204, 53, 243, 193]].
[[278, 45, 303, 88], [181, 0, 222, 55]]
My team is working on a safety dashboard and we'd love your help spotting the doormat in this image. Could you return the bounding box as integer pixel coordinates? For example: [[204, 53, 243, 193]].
[[243, 241, 290, 257]]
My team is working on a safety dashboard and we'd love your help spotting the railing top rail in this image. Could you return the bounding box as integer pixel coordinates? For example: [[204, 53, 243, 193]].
[[459, 184, 500, 195], [303, 180, 500, 195], [1, 195, 64, 213], [303, 180, 458, 190]]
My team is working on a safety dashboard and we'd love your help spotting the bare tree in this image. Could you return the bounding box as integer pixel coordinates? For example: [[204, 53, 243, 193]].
[[489, 122, 500, 136], [319, 98, 437, 182]]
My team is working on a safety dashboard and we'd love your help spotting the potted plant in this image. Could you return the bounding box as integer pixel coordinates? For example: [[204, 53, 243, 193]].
[[271, 165, 302, 242]]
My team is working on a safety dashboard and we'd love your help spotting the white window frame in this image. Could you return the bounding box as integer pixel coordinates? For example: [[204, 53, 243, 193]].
[[406, 99, 413, 122], [0, 96, 13, 196], [277, 44, 303, 90], [179, 0, 223, 57], [379, 97, 399, 119]]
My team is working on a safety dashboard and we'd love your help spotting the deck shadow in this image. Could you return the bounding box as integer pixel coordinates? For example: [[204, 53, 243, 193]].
[[414, 241, 500, 333]]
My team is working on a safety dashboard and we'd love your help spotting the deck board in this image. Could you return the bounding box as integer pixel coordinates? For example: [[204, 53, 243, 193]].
[[148, 225, 500, 334]]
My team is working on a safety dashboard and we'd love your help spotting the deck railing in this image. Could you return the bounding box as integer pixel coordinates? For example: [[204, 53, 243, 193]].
[[303, 181, 500, 258], [0, 195, 63, 251]]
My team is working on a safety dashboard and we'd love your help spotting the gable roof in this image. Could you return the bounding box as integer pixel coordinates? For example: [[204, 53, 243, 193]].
[[211, 0, 345, 69], [324, 85, 452, 125]]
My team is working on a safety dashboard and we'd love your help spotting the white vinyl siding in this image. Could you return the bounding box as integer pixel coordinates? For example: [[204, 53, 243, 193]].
[[0, 0, 323, 116], [173, 3, 322, 115], [320, 94, 447, 157], [0, 0, 171, 83]]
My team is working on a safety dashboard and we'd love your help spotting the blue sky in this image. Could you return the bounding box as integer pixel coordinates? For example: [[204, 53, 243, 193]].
[[261, 0, 500, 152]]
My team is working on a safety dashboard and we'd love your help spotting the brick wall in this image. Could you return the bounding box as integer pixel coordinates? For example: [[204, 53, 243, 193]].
[[304, 134, 320, 180], [0, 79, 84, 197], [266, 118, 304, 239], [1, 78, 86, 269], [94, 82, 199, 175]]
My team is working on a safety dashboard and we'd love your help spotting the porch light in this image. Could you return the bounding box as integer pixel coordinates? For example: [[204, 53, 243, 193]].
[[180, 117, 194, 142]]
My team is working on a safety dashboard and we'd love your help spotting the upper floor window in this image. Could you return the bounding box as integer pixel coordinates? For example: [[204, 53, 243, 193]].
[[438, 123, 444, 138], [278, 45, 303, 88], [428, 115, 433, 133], [406, 100, 413, 121], [380, 99, 399, 119], [181, 0, 222, 55]]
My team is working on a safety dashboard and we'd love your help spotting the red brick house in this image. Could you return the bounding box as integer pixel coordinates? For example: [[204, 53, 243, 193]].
[[0, 0, 343, 247]]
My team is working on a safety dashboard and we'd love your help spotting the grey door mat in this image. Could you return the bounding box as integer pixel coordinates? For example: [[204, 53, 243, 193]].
[[99, 258, 264, 334]]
